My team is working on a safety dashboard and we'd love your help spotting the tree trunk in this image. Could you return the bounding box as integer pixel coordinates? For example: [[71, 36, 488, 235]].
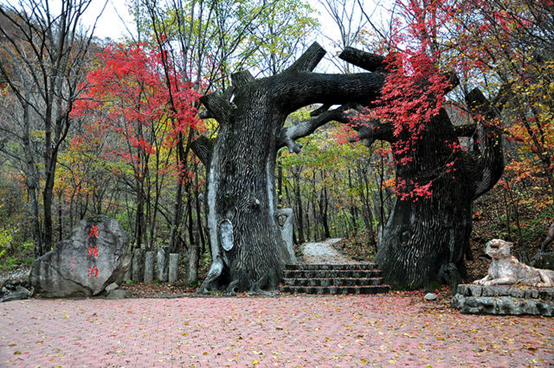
[[374, 109, 474, 288], [58, 192, 63, 242], [368, 101, 503, 289], [168, 137, 186, 254], [193, 43, 384, 292], [22, 99, 43, 258], [336, 47, 505, 289], [135, 197, 145, 250], [293, 170, 305, 244], [319, 182, 330, 239], [193, 176, 206, 254], [199, 97, 291, 292]]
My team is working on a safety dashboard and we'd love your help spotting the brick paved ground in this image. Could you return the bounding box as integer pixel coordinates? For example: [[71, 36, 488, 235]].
[[1, 294, 552, 367]]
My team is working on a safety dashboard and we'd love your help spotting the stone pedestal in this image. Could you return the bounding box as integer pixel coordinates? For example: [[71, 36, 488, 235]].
[[451, 284, 554, 316]]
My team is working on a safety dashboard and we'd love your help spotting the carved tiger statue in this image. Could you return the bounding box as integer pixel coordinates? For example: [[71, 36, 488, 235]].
[[474, 239, 554, 287]]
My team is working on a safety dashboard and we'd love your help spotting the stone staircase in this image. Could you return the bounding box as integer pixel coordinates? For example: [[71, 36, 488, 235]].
[[280, 263, 390, 295]]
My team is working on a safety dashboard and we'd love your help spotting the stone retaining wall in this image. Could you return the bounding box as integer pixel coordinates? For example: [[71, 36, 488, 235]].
[[451, 284, 554, 316]]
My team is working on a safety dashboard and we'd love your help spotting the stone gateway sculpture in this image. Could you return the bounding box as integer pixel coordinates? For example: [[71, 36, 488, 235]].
[[474, 239, 554, 287]]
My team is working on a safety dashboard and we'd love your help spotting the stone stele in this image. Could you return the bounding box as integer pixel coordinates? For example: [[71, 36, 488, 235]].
[[30, 216, 130, 297]]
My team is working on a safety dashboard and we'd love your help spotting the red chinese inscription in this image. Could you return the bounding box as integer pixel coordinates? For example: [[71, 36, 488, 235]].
[[87, 265, 99, 278], [87, 245, 99, 258], [89, 225, 99, 238]]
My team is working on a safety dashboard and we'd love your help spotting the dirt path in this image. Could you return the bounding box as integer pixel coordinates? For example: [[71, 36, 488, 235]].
[[301, 238, 358, 264]]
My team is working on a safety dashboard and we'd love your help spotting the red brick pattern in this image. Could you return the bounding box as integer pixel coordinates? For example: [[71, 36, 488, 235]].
[[1, 295, 552, 367]]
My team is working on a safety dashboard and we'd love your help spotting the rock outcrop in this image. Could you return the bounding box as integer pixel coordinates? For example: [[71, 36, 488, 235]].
[[30, 216, 130, 298]]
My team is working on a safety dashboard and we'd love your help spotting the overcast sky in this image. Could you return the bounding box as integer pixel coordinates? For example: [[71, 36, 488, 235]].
[[0, 0, 389, 48], [83, 0, 389, 45], [82, 0, 134, 40]]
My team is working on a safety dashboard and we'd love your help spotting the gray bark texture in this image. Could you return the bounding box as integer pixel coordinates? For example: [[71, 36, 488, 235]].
[[193, 42, 384, 293], [193, 43, 504, 292], [338, 48, 504, 289]]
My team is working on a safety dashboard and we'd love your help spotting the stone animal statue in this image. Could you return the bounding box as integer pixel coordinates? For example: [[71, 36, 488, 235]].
[[540, 223, 554, 252], [474, 239, 554, 287]]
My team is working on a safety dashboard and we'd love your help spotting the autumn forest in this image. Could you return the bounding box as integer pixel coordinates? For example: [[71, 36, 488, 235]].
[[0, 0, 553, 288]]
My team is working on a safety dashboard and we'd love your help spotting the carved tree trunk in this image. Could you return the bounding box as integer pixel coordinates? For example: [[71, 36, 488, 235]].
[[341, 47, 504, 288], [193, 43, 384, 293], [194, 42, 503, 292], [373, 109, 476, 289]]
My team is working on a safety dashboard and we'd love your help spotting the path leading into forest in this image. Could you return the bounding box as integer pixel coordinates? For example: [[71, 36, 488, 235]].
[[301, 238, 357, 264], [1, 240, 553, 367]]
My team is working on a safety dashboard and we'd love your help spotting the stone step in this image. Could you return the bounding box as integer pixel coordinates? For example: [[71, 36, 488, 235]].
[[284, 277, 385, 287], [285, 263, 377, 271], [280, 285, 390, 295], [283, 269, 383, 279]]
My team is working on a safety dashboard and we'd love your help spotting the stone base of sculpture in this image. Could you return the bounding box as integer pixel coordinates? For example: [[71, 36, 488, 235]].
[[451, 284, 554, 316]]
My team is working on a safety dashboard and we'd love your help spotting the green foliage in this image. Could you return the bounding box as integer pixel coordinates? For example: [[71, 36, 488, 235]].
[[278, 119, 392, 242], [0, 228, 12, 253], [0, 257, 17, 271]]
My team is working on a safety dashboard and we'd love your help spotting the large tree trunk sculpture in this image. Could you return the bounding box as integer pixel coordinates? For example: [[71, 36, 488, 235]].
[[340, 48, 505, 289], [192, 43, 384, 293], [193, 43, 504, 292]]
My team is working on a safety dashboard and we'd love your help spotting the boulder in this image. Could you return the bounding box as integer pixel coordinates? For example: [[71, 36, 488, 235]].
[[30, 215, 130, 298], [1, 285, 32, 302], [451, 294, 553, 316], [106, 288, 129, 300]]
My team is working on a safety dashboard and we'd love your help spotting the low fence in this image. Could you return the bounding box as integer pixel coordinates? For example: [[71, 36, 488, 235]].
[[124, 247, 180, 283]]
